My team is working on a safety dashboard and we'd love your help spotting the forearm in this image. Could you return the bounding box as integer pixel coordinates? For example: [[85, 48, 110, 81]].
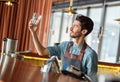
[[28, 15, 49, 56], [30, 31, 49, 56]]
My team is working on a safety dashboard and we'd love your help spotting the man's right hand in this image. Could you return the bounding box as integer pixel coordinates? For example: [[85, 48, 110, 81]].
[[28, 13, 49, 56], [28, 19, 38, 33], [28, 13, 41, 33]]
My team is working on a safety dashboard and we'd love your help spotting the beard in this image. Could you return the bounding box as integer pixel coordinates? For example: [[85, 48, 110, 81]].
[[70, 32, 82, 38]]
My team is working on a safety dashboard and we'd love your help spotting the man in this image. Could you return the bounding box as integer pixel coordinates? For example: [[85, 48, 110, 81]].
[[29, 14, 98, 82]]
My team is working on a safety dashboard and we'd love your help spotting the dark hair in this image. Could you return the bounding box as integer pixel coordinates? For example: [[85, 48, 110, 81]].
[[76, 14, 94, 36]]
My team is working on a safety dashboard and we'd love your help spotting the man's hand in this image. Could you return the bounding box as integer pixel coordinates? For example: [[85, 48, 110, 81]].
[[28, 13, 41, 33]]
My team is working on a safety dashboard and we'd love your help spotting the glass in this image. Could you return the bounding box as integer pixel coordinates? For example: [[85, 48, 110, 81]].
[[31, 12, 41, 25]]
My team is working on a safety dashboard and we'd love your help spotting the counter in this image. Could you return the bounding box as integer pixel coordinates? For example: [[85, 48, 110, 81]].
[[0, 55, 86, 82]]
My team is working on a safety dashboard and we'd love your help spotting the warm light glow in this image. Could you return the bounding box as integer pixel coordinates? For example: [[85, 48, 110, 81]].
[[5, 1, 13, 6], [67, 11, 73, 16], [23, 56, 62, 62]]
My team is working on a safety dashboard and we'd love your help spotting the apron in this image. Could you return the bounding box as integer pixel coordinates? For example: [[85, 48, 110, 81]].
[[62, 42, 87, 70]]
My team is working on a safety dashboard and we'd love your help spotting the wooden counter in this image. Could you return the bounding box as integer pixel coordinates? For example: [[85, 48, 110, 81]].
[[21, 52, 120, 76], [0, 55, 85, 82]]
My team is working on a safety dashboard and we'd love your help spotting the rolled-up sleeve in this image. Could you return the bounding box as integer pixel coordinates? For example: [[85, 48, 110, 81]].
[[47, 45, 61, 57], [47, 41, 70, 58]]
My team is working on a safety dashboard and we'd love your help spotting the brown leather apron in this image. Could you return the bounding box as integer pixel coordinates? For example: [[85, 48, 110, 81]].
[[62, 42, 87, 70]]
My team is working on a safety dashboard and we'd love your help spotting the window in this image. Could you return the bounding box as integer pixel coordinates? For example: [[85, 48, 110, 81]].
[[100, 6, 120, 63], [60, 9, 87, 42], [77, 9, 87, 16], [49, 2, 120, 63], [60, 13, 73, 42], [88, 8, 102, 54], [48, 12, 62, 46]]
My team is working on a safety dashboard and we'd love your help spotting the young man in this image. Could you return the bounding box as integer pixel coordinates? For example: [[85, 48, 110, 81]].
[[29, 14, 98, 81]]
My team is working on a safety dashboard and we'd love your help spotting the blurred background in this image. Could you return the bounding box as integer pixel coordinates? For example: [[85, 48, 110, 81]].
[[0, 0, 120, 80]]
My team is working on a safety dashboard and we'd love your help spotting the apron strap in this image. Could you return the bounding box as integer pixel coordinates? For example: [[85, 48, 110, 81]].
[[78, 42, 87, 61], [65, 42, 87, 61]]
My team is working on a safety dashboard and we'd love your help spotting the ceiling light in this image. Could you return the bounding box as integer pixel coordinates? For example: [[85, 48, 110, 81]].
[[5, 1, 13, 6], [0, 0, 17, 6], [63, 0, 77, 16]]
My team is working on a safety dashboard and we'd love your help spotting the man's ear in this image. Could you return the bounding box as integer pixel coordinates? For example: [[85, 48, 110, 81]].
[[81, 29, 88, 35]]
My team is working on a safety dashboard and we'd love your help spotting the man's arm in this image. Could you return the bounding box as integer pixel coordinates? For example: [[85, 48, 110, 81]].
[[86, 52, 98, 82], [28, 19, 49, 56]]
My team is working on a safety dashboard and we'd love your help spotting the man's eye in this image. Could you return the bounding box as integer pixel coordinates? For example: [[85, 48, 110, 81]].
[[72, 25, 76, 27], [74, 25, 79, 27]]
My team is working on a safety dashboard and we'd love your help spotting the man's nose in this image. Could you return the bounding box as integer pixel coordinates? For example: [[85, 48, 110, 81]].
[[70, 26, 73, 31]]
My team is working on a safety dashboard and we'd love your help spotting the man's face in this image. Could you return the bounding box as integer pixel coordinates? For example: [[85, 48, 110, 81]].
[[70, 20, 82, 38]]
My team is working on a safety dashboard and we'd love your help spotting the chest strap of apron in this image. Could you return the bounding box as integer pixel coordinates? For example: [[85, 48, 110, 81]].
[[65, 42, 87, 61]]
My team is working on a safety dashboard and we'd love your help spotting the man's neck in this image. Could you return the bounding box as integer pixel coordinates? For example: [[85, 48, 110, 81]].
[[74, 37, 85, 45]]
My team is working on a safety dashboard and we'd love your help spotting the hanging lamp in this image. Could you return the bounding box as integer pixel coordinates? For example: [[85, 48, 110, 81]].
[[63, 0, 77, 16], [0, 0, 17, 6]]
